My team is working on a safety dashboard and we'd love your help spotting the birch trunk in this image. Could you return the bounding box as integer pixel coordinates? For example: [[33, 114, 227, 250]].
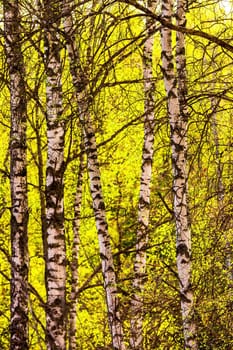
[[211, 102, 224, 202], [161, 0, 198, 348], [62, 2, 125, 349], [210, 96, 233, 282], [83, 114, 125, 350], [43, 1, 66, 348], [130, 1, 156, 349], [3, 1, 29, 349], [68, 149, 84, 350], [34, 109, 48, 286], [176, 0, 188, 125]]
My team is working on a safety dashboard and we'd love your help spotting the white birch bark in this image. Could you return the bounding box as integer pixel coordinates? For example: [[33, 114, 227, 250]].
[[130, 1, 157, 349], [161, 0, 198, 348], [62, 2, 125, 349], [36, 118, 48, 286], [83, 119, 125, 350], [68, 149, 84, 350], [43, 1, 66, 348], [176, 0, 189, 125], [3, 1, 29, 349]]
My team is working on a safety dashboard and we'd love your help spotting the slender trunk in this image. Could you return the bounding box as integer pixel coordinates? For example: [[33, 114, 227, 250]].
[[211, 104, 224, 202], [130, 1, 156, 349], [161, 0, 198, 348], [176, 0, 189, 124], [68, 149, 84, 350], [35, 112, 47, 276], [3, 1, 29, 349], [83, 119, 125, 350], [62, 2, 125, 349], [43, 1, 66, 348], [210, 96, 233, 282]]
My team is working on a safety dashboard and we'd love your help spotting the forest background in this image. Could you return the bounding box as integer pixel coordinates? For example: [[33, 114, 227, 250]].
[[0, 0, 233, 349]]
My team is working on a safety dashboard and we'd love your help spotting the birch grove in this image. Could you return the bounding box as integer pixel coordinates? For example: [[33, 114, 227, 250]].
[[1, 0, 233, 349]]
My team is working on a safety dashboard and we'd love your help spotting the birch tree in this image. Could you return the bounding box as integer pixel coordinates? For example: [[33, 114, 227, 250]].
[[3, 1, 29, 349], [68, 148, 84, 350], [160, 0, 198, 348], [43, 0, 66, 348], [130, 1, 157, 349], [209, 55, 233, 284], [62, 1, 125, 349]]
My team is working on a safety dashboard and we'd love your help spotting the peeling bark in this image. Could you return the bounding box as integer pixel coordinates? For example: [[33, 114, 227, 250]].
[[3, 1, 29, 349], [160, 0, 198, 348]]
